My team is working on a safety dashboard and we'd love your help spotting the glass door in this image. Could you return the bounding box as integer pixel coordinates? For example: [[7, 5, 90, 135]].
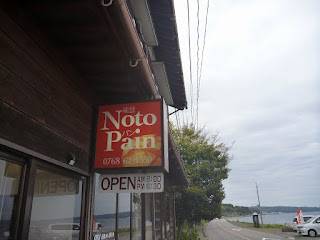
[[27, 167, 84, 240], [0, 158, 23, 240], [0, 149, 87, 240]]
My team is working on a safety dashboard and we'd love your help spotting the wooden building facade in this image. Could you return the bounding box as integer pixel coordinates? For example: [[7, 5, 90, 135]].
[[0, 0, 188, 239]]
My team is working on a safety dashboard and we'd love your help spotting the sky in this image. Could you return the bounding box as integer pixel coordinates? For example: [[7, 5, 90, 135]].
[[173, 0, 320, 207]]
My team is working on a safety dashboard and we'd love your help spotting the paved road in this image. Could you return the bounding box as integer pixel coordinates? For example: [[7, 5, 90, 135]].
[[200, 219, 318, 240]]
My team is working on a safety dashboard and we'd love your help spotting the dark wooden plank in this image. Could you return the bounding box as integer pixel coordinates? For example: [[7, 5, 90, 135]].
[[47, 25, 110, 43], [0, 101, 89, 172], [95, 93, 144, 106], [0, 28, 92, 128], [27, 1, 90, 12], [0, 138, 90, 177], [94, 84, 137, 94], [86, 71, 132, 81], [27, 1, 97, 25], [0, 62, 91, 150], [75, 61, 126, 74], [95, 94, 143, 106], [0, 8, 94, 111], [62, 43, 119, 60]]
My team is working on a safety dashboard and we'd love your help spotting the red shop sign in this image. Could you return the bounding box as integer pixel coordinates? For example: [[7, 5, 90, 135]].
[[95, 100, 168, 170]]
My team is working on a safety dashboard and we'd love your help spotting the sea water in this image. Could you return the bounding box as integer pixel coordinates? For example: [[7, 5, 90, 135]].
[[226, 211, 320, 226]]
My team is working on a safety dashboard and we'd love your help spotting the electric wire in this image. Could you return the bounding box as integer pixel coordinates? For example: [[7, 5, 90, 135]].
[[186, 0, 194, 124], [197, 0, 211, 129], [181, 110, 186, 127], [175, 110, 178, 129], [196, 0, 200, 128], [177, 0, 211, 130], [180, 112, 185, 128], [199, 0, 210, 89], [175, 109, 181, 131]]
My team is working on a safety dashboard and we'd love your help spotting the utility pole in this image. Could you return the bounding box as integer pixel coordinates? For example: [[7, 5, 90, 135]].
[[256, 182, 263, 227]]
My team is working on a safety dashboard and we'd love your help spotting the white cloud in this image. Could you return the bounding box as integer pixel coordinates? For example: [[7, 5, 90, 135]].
[[174, 0, 320, 207]]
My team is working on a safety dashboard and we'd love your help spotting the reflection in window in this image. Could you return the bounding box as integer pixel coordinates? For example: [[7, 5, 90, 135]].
[[154, 193, 162, 240], [161, 194, 166, 238], [165, 193, 171, 238], [132, 193, 142, 240], [28, 169, 83, 240], [145, 193, 154, 240], [92, 177, 159, 240], [93, 174, 116, 239], [118, 193, 130, 240], [0, 160, 22, 240]]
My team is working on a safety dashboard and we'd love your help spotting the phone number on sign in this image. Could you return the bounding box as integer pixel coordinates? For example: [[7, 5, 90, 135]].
[[102, 156, 153, 166], [103, 157, 120, 165], [123, 156, 152, 165]]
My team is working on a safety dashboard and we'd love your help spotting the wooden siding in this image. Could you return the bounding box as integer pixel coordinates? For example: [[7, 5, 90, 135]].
[[0, 8, 93, 172]]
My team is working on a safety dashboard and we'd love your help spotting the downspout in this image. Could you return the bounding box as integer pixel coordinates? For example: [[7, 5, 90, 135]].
[[101, 0, 160, 99]]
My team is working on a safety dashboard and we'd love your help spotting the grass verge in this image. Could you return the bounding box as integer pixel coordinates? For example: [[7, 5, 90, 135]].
[[177, 222, 209, 240], [228, 220, 288, 233]]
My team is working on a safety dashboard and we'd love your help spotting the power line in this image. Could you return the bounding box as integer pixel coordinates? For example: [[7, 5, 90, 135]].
[[199, 0, 210, 86], [186, 0, 194, 123], [177, 111, 182, 130], [197, 0, 211, 129], [182, 0, 211, 129], [196, 0, 200, 127], [181, 110, 186, 127]]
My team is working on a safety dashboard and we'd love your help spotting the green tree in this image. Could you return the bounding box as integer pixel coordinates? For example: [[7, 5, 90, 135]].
[[172, 124, 231, 234], [221, 204, 252, 217]]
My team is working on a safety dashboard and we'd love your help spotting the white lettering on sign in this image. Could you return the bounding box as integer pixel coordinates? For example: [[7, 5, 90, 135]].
[[100, 111, 157, 130], [100, 111, 157, 151], [99, 173, 164, 193]]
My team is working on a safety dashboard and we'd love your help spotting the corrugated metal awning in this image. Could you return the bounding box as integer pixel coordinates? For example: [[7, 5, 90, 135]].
[[148, 0, 187, 110]]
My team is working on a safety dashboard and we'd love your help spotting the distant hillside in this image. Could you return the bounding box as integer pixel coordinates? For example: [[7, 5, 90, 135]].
[[222, 205, 320, 217], [94, 211, 130, 219], [222, 204, 253, 217], [250, 206, 320, 213]]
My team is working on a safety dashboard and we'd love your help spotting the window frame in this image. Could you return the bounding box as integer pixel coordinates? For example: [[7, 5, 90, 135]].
[[0, 147, 88, 240], [0, 149, 27, 240], [23, 159, 87, 240], [93, 173, 159, 240]]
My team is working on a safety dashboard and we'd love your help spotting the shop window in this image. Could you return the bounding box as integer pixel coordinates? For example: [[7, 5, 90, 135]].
[[158, 192, 173, 239], [0, 159, 22, 240], [93, 176, 156, 240], [154, 193, 162, 240], [170, 194, 175, 238], [28, 169, 83, 240], [165, 193, 172, 239], [131, 193, 142, 240], [145, 193, 154, 240], [161, 193, 166, 238], [118, 193, 131, 240], [93, 174, 116, 239]]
